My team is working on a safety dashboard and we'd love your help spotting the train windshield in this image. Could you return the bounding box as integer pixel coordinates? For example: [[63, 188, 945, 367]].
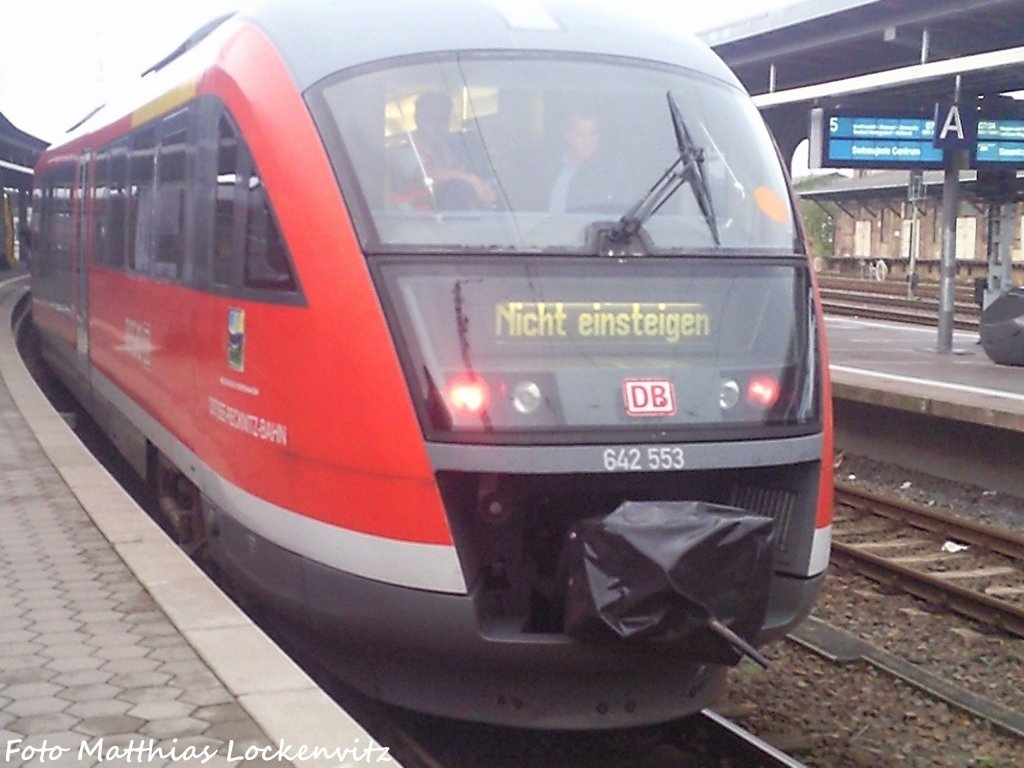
[[311, 54, 797, 255]]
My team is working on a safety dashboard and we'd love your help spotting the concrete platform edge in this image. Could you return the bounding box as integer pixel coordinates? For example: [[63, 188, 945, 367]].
[[832, 374, 1024, 433]]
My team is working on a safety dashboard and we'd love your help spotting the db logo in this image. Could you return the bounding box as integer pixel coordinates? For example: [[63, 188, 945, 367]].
[[623, 379, 676, 417]]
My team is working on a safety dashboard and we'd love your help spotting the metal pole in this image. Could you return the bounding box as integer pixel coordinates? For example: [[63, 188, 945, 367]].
[[936, 148, 962, 353], [907, 204, 918, 299], [936, 76, 963, 354], [989, 201, 1015, 306], [907, 170, 922, 299]]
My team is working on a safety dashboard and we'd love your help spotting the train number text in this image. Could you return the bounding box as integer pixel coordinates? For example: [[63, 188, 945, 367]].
[[601, 446, 685, 472]]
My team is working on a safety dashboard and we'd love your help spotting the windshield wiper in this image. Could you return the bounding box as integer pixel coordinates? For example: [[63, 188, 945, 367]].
[[593, 92, 720, 255]]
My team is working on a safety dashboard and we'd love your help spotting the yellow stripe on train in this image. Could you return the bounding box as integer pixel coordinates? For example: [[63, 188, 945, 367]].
[[132, 80, 198, 128]]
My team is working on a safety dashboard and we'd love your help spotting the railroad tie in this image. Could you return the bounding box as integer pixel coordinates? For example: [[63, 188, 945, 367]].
[[984, 584, 1024, 597], [931, 566, 1016, 581]]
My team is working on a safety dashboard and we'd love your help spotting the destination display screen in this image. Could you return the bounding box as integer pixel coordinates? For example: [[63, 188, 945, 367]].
[[811, 107, 1024, 170], [494, 301, 711, 344], [975, 119, 1024, 165], [375, 258, 818, 437], [810, 110, 944, 169]]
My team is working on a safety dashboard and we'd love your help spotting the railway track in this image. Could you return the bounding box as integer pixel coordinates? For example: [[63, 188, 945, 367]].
[[831, 481, 1024, 637], [678, 710, 813, 768], [271, 604, 814, 768], [818, 275, 981, 330], [376, 703, 814, 768]]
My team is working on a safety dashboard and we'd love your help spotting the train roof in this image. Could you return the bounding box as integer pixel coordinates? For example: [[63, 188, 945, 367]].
[[47, 0, 743, 150], [237, 0, 742, 91]]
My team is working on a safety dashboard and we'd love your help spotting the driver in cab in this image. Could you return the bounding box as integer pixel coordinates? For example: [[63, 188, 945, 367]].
[[391, 91, 496, 210]]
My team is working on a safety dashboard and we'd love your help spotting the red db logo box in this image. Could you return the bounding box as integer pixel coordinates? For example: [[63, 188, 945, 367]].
[[623, 379, 676, 417]]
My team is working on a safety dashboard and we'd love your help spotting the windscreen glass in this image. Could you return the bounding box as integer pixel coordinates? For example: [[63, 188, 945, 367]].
[[313, 55, 797, 254], [376, 258, 818, 441]]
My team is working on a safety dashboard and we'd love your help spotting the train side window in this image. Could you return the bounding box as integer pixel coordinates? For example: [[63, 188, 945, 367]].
[[92, 153, 108, 268], [127, 126, 157, 274], [211, 110, 298, 295], [154, 120, 188, 280], [238, 145, 296, 292], [34, 164, 75, 307], [33, 178, 54, 278], [92, 152, 110, 266], [213, 115, 240, 287], [106, 142, 128, 268], [52, 167, 75, 282]]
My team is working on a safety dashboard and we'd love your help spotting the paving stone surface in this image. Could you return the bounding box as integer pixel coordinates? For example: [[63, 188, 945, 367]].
[[0, 367, 290, 767]]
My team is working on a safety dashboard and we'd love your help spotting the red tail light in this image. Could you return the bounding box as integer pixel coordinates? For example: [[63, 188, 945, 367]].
[[746, 375, 780, 408], [446, 374, 491, 415]]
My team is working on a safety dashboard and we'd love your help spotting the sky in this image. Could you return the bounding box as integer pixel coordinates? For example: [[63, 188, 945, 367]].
[[0, 0, 798, 145]]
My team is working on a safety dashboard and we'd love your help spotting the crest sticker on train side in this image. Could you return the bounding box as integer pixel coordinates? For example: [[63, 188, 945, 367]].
[[227, 308, 246, 372], [623, 379, 676, 417]]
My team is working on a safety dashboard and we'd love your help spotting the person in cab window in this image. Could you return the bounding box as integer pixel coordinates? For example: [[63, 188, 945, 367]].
[[392, 91, 496, 210], [548, 112, 604, 213]]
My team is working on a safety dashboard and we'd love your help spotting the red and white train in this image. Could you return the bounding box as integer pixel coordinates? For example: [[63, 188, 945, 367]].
[[31, 0, 832, 729]]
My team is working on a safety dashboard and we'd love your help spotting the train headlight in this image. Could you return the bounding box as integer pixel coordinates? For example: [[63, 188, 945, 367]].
[[511, 380, 542, 415], [719, 378, 740, 409], [447, 374, 490, 416], [747, 375, 780, 409]]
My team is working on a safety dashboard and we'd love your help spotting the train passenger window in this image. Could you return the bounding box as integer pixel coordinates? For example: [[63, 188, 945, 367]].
[[50, 168, 74, 276], [106, 142, 128, 268], [211, 111, 297, 294], [154, 123, 188, 279], [241, 160, 295, 292], [92, 152, 110, 266], [127, 127, 157, 274], [214, 116, 239, 287], [32, 164, 75, 308], [32, 180, 55, 278]]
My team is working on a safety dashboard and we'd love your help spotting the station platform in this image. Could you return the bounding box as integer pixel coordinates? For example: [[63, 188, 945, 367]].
[[825, 314, 1024, 495], [826, 316, 1024, 431], [0, 271, 395, 767]]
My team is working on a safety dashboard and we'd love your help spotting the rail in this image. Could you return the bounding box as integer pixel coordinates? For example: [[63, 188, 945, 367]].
[[832, 482, 1024, 638], [818, 275, 981, 330], [685, 709, 813, 768]]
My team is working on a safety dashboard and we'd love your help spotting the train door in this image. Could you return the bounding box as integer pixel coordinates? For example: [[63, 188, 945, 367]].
[[72, 150, 93, 371]]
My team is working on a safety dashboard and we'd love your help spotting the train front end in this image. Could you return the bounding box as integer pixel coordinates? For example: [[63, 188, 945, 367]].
[[300, 16, 831, 729]]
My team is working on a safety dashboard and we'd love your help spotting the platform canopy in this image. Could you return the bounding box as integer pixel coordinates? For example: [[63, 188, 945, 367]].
[[1, 112, 46, 193], [704, 0, 1024, 105], [703, 0, 1024, 161]]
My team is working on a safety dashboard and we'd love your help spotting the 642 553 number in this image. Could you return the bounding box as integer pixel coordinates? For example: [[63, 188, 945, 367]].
[[601, 446, 685, 472]]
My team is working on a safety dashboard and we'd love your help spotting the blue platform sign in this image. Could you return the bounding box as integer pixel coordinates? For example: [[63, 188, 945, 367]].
[[810, 107, 1024, 170], [810, 109, 944, 169], [975, 119, 1024, 165], [826, 138, 944, 165], [829, 115, 934, 141]]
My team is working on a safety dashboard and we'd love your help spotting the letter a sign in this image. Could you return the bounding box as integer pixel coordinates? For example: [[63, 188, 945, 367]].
[[932, 102, 977, 150]]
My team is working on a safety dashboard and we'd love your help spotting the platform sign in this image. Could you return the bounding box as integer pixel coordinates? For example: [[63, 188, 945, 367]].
[[932, 102, 977, 150], [809, 108, 944, 169], [975, 119, 1024, 166]]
